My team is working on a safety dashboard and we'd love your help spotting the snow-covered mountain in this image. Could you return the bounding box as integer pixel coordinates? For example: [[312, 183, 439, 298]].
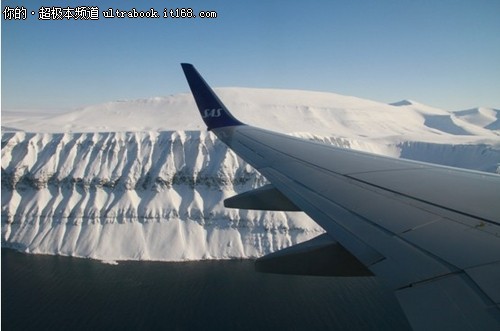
[[2, 88, 499, 261]]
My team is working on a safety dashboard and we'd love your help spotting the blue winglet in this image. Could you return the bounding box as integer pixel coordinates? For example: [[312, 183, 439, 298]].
[[181, 63, 245, 130]]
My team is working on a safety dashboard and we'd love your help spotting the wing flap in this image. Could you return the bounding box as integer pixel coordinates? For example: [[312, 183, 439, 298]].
[[401, 219, 500, 269], [465, 262, 500, 304], [262, 166, 456, 289], [396, 273, 500, 330]]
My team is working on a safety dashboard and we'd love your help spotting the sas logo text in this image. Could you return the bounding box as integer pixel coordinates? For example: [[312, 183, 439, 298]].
[[203, 108, 222, 118]]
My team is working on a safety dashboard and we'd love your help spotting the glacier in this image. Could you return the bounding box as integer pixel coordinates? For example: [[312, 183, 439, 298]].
[[2, 88, 499, 261], [1, 131, 323, 261]]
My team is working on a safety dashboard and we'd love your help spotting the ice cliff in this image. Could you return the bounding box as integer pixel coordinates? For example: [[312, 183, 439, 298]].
[[2, 88, 499, 261], [1, 131, 324, 261]]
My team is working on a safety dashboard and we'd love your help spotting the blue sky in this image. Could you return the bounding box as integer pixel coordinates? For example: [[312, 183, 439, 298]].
[[2, 0, 500, 111]]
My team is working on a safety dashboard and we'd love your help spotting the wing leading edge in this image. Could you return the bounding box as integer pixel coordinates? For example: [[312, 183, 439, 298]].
[[181, 63, 500, 331]]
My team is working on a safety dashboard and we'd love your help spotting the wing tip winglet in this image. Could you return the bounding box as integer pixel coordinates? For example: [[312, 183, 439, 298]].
[[181, 63, 244, 130]]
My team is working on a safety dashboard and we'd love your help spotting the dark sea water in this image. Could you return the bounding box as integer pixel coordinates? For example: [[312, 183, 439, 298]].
[[2, 249, 410, 330]]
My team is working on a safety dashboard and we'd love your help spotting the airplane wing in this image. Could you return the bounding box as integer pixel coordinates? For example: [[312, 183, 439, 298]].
[[181, 63, 500, 331]]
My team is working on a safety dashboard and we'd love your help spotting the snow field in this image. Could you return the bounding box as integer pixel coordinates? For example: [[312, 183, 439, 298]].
[[2, 88, 499, 261]]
